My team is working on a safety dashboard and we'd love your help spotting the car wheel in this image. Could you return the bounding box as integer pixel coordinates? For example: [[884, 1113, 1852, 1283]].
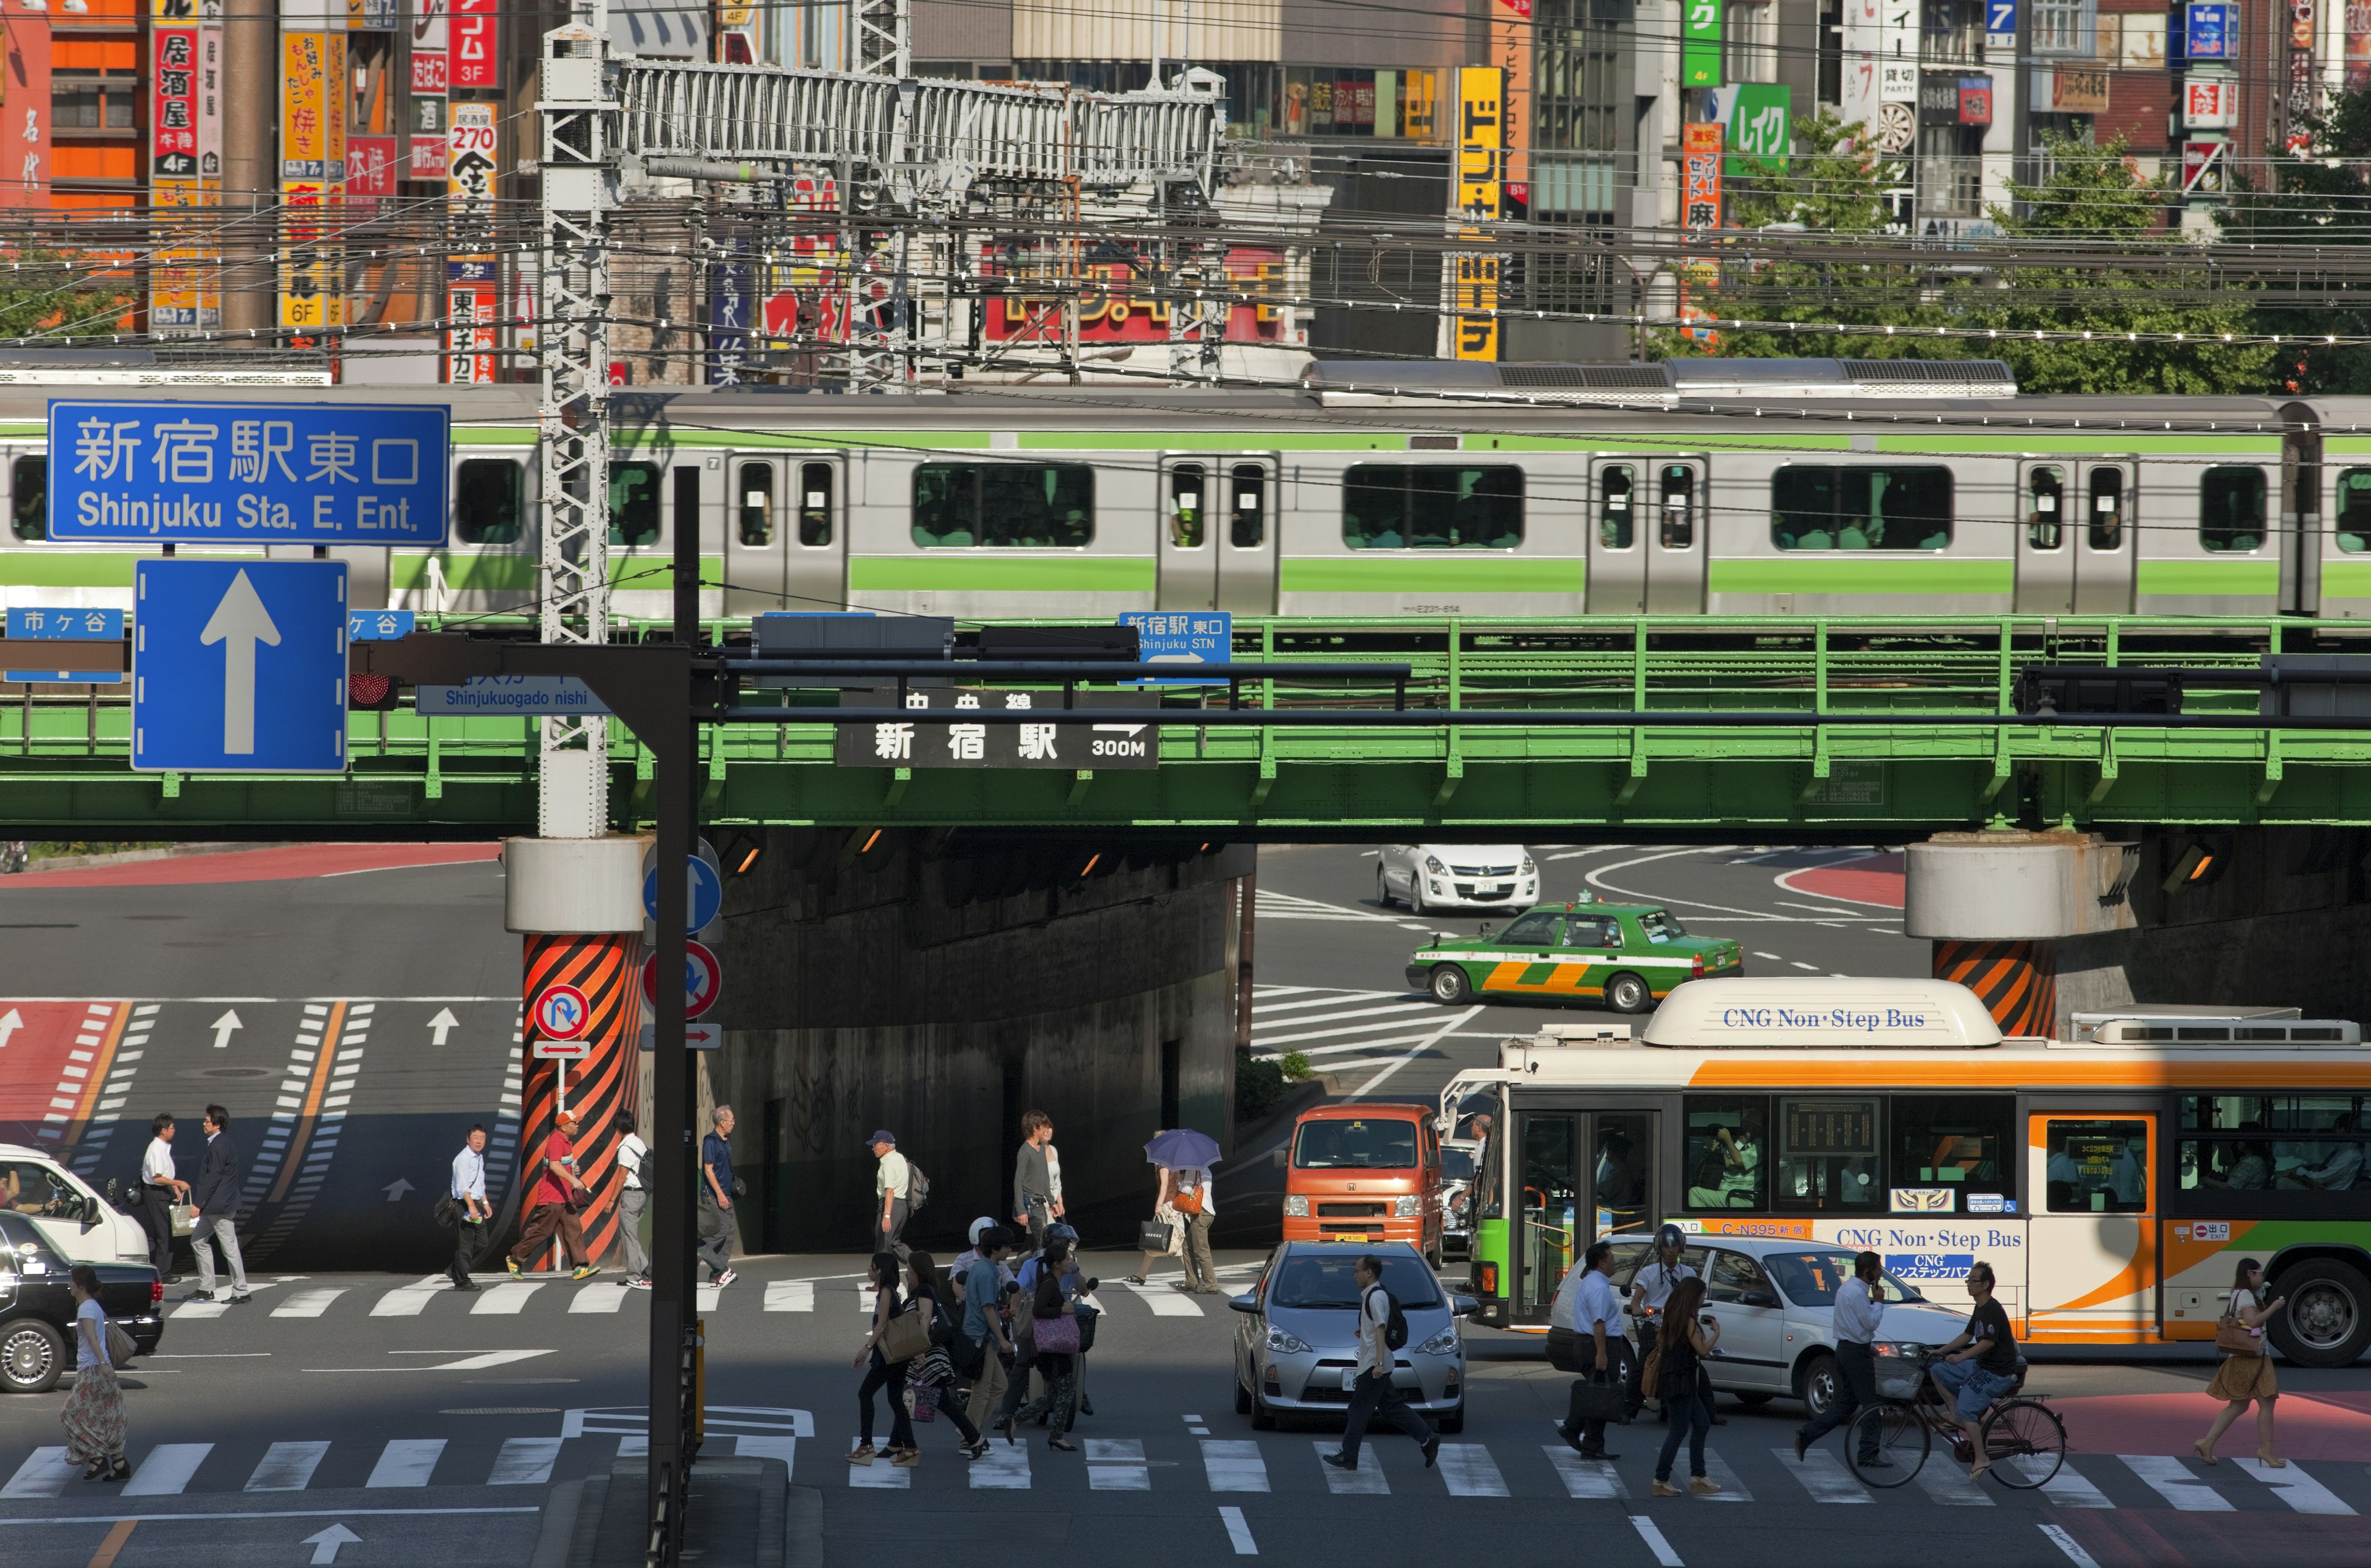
[[1411, 882, 1431, 917], [1438, 1406, 1465, 1435], [1605, 972, 1652, 1014], [1376, 868, 1395, 909], [1429, 965, 1471, 1005], [0, 1319, 64, 1395], [1235, 1375, 1252, 1414], [1798, 1350, 1838, 1421], [1250, 1387, 1277, 1430], [2271, 1258, 2371, 1367]]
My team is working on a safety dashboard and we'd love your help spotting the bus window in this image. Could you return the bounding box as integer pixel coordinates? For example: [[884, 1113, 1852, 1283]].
[[2181, 1093, 2365, 1203], [798, 463, 834, 547], [2044, 1119, 2148, 1212], [454, 458, 524, 545], [1889, 1095, 2015, 1209], [1775, 1096, 1881, 1211], [10, 455, 45, 540], [1683, 1096, 1768, 1211], [1592, 1112, 1651, 1234]]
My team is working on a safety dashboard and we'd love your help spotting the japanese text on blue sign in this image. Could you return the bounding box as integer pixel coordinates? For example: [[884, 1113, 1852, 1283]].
[[1118, 610, 1231, 685], [8, 607, 122, 640], [2185, 1, 2230, 57], [47, 401, 451, 545]]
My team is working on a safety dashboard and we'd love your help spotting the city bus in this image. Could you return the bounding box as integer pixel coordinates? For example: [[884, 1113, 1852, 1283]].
[[1449, 977, 2371, 1375]]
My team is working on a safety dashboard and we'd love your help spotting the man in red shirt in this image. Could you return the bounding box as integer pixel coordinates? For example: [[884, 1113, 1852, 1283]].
[[507, 1109, 599, 1280]]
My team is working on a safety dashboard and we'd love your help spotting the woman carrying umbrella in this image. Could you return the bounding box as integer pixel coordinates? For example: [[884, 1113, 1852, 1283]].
[[1127, 1128, 1221, 1293]]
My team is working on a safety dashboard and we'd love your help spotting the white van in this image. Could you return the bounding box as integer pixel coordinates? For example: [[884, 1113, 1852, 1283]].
[[0, 1143, 154, 1266]]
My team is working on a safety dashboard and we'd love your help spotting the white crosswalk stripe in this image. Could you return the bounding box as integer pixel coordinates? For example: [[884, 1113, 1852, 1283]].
[[2, 1446, 74, 1498], [2120, 1454, 2233, 1511], [971, 1443, 1031, 1490], [1201, 1439, 1268, 1493], [1437, 1443, 1509, 1497], [272, 1288, 347, 1319], [366, 1439, 445, 1488], [370, 1279, 450, 1317], [2234, 1456, 2356, 1514], [735, 1436, 797, 1472], [1119, 1279, 1202, 1317], [1776, 1446, 1871, 1503], [1545, 1446, 1628, 1499], [488, 1437, 564, 1486], [1697, 1447, 1753, 1501], [766, 1280, 815, 1312], [1247, 985, 1437, 1066], [571, 1284, 628, 1314], [474, 1281, 543, 1315], [1085, 1438, 1149, 1491], [123, 1443, 212, 1497], [848, 1437, 909, 1489], [2032, 1457, 2114, 1508], [246, 1441, 329, 1492], [1913, 1459, 1993, 1507], [1316, 1440, 1387, 1494]]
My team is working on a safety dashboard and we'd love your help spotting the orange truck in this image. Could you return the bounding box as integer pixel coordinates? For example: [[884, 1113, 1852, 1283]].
[[1277, 1102, 1446, 1262]]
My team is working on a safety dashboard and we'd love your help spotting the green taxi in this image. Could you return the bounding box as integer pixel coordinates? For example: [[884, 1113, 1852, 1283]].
[[1403, 897, 1744, 1013]]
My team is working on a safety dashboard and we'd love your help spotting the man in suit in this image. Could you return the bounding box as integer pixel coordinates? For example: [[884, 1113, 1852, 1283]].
[[187, 1103, 252, 1304]]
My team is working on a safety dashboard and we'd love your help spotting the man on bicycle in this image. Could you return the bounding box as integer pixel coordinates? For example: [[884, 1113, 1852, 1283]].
[[1930, 1259, 2019, 1480]]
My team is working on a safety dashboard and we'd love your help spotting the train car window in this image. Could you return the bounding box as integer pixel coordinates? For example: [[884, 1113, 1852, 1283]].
[[1341, 464, 1523, 549], [1599, 465, 1634, 548], [1231, 464, 1266, 548], [2199, 467, 2267, 552], [798, 463, 834, 547], [2026, 465, 2065, 550], [1169, 464, 1206, 548], [2336, 469, 2371, 553], [608, 461, 663, 547], [911, 464, 1093, 547], [1658, 465, 1694, 549], [2088, 469, 2125, 550], [9, 455, 45, 540], [737, 462, 776, 546], [1770, 465, 1953, 551], [454, 459, 522, 546]]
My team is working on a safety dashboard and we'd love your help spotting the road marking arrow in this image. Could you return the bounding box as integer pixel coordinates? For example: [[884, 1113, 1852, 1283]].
[[425, 1007, 459, 1046], [382, 1177, 412, 1202], [302, 1524, 361, 1564], [198, 568, 282, 756], [0, 1008, 20, 1049], [209, 1009, 243, 1049]]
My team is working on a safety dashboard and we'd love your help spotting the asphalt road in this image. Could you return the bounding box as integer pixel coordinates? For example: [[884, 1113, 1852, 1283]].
[[5, 1253, 2367, 1568]]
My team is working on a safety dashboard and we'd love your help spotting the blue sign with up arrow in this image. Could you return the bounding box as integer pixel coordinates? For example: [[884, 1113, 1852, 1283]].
[[132, 559, 349, 773]]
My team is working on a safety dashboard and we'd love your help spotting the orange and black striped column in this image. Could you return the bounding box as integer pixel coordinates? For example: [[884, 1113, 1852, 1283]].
[[520, 933, 646, 1270], [1932, 939, 2057, 1038]]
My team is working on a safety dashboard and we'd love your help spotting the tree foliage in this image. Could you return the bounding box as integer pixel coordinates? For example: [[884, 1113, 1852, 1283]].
[[0, 251, 136, 341], [2220, 86, 2371, 393]]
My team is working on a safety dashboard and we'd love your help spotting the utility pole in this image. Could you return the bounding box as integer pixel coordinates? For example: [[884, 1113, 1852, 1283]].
[[219, 0, 275, 342]]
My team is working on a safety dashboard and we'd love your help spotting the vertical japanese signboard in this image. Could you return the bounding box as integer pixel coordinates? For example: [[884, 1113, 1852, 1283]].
[[1449, 67, 1503, 362], [279, 1, 346, 342], [1679, 121, 1722, 342], [1492, 0, 1531, 209], [2352, 0, 2371, 89], [450, 0, 495, 86], [1840, 0, 1881, 131], [0, 10, 51, 208], [1683, 0, 1723, 88], [151, 0, 205, 334], [446, 100, 498, 383], [409, 0, 447, 181]]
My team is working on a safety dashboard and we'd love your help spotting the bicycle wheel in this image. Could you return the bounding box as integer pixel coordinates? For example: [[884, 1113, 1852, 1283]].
[[1981, 1400, 2065, 1488], [1844, 1401, 1929, 1488]]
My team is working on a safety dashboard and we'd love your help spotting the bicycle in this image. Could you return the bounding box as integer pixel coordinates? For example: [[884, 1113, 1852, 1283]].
[[1842, 1346, 2067, 1490]]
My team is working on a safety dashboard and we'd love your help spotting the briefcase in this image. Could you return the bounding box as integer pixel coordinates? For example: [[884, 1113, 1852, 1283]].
[[1566, 1373, 1629, 1427]]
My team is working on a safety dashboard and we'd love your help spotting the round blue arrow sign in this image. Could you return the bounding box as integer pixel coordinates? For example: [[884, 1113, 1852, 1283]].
[[644, 855, 724, 933]]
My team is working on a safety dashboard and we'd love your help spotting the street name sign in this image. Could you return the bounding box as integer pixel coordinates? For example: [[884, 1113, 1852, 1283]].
[[1118, 610, 1229, 685], [132, 559, 348, 772], [414, 673, 611, 715], [349, 609, 417, 641], [832, 687, 1158, 770], [48, 399, 450, 544], [6, 606, 124, 684]]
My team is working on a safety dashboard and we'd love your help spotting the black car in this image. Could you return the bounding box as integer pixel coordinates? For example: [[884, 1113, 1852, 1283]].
[[0, 1209, 164, 1393]]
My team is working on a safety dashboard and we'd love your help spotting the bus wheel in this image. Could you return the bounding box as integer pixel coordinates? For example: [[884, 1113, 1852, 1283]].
[[1429, 965, 1471, 1004], [2272, 1258, 2371, 1367], [1605, 972, 1652, 1014]]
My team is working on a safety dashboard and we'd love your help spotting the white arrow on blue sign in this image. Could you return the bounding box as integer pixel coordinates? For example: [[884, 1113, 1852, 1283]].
[[644, 855, 724, 933], [132, 559, 348, 773]]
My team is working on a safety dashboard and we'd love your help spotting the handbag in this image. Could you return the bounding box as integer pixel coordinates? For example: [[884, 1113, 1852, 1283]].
[[167, 1203, 195, 1239], [879, 1303, 933, 1364], [1137, 1217, 1174, 1253], [1566, 1372, 1628, 1426], [1034, 1309, 1082, 1355], [1173, 1184, 1204, 1216], [432, 1196, 462, 1229], [2216, 1311, 2263, 1356], [106, 1322, 136, 1367]]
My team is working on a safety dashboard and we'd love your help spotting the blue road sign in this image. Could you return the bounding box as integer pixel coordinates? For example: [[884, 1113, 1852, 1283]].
[[349, 609, 416, 641], [1118, 610, 1231, 685], [48, 400, 450, 545], [645, 855, 724, 933], [6, 606, 124, 684], [132, 559, 348, 773]]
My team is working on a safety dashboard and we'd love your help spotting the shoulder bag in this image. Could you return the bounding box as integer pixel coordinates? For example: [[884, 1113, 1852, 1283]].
[[1034, 1309, 1082, 1355], [879, 1300, 933, 1364], [2215, 1311, 2263, 1356], [106, 1321, 137, 1367]]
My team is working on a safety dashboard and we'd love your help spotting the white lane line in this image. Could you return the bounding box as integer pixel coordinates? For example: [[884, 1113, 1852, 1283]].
[[570, 1285, 628, 1314], [2038, 1524, 2103, 1568], [1218, 1506, 1258, 1556], [1776, 901, 1869, 917], [487, 1437, 564, 1486], [848, 1436, 909, 1489], [856, 1287, 876, 1313], [172, 1301, 228, 1320], [1201, 1440, 1268, 1493], [616, 1436, 648, 1459], [1265, 1032, 1459, 1061], [271, 1290, 346, 1319], [1253, 1012, 1445, 1049], [1252, 991, 1405, 1015], [1545, 1446, 1628, 1499], [473, 1282, 543, 1315], [1789, 962, 1820, 972], [1121, 1280, 1203, 1317], [1249, 985, 1326, 998], [734, 1437, 796, 1476], [2119, 1454, 2232, 1511], [1775, 1446, 1871, 1503], [303, 1349, 554, 1374], [1, 1447, 73, 1499], [122, 1444, 212, 1497], [245, 1441, 330, 1492], [1085, 1438, 1148, 1491], [366, 1439, 445, 1489], [1695, 1448, 1752, 1501], [1629, 1516, 1686, 1567], [766, 1280, 815, 1312], [1315, 1440, 1387, 1495], [1752, 951, 1784, 961], [1347, 1005, 1484, 1101], [2232, 1456, 2354, 1514], [970, 1443, 1031, 1490], [1436, 1444, 1508, 1497], [697, 1283, 722, 1313], [1913, 1458, 1994, 1506]]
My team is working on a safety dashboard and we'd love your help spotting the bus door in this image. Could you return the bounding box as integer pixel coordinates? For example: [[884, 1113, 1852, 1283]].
[[723, 454, 845, 616], [1512, 1107, 1658, 1325], [2014, 461, 2075, 614], [2025, 1113, 2157, 1342], [2073, 462, 2136, 614]]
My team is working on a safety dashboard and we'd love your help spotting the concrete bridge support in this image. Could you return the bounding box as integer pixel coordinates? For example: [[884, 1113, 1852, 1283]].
[[701, 832, 1252, 1253]]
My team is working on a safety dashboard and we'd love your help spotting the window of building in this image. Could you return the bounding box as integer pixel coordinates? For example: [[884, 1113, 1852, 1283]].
[[798, 462, 834, 547], [1725, 0, 1778, 81], [1922, 0, 1984, 60], [10, 456, 44, 540], [1683, 1096, 1770, 1211], [1341, 465, 1523, 548], [454, 458, 523, 546], [2032, 0, 2096, 54], [1771, 465, 1954, 549], [1774, 1096, 1884, 1210], [2200, 467, 2267, 552], [1916, 122, 1984, 217], [608, 462, 662, 547], [1889, 1096, 2017, 1209], [51, 73, 136, 131], [911, 463, 1094, 547]]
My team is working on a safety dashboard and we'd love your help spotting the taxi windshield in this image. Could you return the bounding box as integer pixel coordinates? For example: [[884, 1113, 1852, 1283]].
[[1292, 1118, 1419, 1170], [1763, 1251, 1927, 1306], [1269, 1253, 1445, 1310], [1639, 909, 1688, 944]]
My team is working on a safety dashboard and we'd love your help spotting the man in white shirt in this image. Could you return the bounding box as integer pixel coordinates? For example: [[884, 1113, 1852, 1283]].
[[871, 1130, 911, 1255], [2300, 1117, 2365, 1191], [614, 1111, 651, 1287], [449, 1125, 490, 1293], [1321, 1254, 1439, 1472], [1552, 1240, 1629, 1459], [140, 1112, 188, 1283], [1794, 1249, 1890, 1468]]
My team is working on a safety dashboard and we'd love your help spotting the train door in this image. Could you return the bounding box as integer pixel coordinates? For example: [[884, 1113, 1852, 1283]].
[[1155, 456, 1215, 611], [2013, 461, 2075, 614], [437, 448, 535, 611], [724, 454, 845, 615], [1584, 461, 1645, 614], [1215, 457, 1278, 615], [2072, 462, 2136, 614], [1158, 456, 1276, 613], [2283, 407, 2322, 616], [1510, 1106, 1658, 1325], [2025, 1112, 2157, 1342], [1645, 461, 1707, 614]]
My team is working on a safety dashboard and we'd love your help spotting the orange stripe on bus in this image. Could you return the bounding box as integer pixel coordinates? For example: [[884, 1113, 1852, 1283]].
[[1687, 1061, 2371, 1089]]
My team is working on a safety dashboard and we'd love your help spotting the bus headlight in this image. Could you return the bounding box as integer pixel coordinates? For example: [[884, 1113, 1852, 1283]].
[[1283, 1195, 1309, 1217]]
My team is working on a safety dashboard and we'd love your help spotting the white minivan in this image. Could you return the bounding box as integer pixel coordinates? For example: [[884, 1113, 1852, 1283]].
[[0, 1143, 154, 1266]]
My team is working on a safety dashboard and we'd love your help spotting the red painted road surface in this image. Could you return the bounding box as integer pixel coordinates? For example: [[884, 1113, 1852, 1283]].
[[0, 843, 500, 888], [0, 1000, 117, 1140], [2055, 1387, 2371, 1461], [1777, 849, 1905, 909]]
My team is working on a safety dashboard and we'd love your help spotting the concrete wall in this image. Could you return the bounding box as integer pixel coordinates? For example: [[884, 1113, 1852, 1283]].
[[700, 830, 1250, 1253]]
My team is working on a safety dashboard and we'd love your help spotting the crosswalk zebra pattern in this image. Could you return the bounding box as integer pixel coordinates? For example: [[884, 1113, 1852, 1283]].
[[1248, 985, 1463, 1078]]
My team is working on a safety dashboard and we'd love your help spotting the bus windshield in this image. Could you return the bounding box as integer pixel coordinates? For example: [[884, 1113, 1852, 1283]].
[[1269, 1253, 1444, 1310], [1292, 1117, 1419, 1170], [1639, 909, 1688, 943], [1763, 1251, 1927, 1306]]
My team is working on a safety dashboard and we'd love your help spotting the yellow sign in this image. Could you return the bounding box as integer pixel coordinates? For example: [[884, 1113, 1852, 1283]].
[[1452, 66, 1503, 362]]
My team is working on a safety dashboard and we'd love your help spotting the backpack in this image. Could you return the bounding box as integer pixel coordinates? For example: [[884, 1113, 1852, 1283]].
[[1369, 1285, 1408, 1352], [906, 1162, 931, 1215]]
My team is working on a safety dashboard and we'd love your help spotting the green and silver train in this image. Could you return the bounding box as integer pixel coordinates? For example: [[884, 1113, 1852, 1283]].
[[3, 362, 2367, 623]]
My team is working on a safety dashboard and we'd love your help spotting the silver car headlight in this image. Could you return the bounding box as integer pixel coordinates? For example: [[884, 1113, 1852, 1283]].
[[1393, 1195, 1423, 1218], [1265, 1325, 1314, 1355], [1416, 1325, 1459, 1356], [1425, 855, 1447, 875], [1521, 856, 1537, 875], [1282, 1195, 1309, 1217]]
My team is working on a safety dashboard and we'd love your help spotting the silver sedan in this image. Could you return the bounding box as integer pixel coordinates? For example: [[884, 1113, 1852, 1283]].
[[1229, 1241, 1475, 1433]]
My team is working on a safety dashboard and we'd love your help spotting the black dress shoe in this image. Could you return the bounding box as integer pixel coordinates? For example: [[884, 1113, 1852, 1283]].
[[451, 1280, 479, 1293], [1710, 1412, 1729, 1425], [1579, 1449, 1620, 1462], [1421, 1438, 1440, 1469], [162, 1274, 182, 1285], [1321, 1452, 1356, 1470], [1556, 1426, 1586, 1454]]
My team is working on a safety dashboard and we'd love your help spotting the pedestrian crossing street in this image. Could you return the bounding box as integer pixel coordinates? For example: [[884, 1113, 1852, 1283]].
[[1248, 985, 1470, 1079]]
